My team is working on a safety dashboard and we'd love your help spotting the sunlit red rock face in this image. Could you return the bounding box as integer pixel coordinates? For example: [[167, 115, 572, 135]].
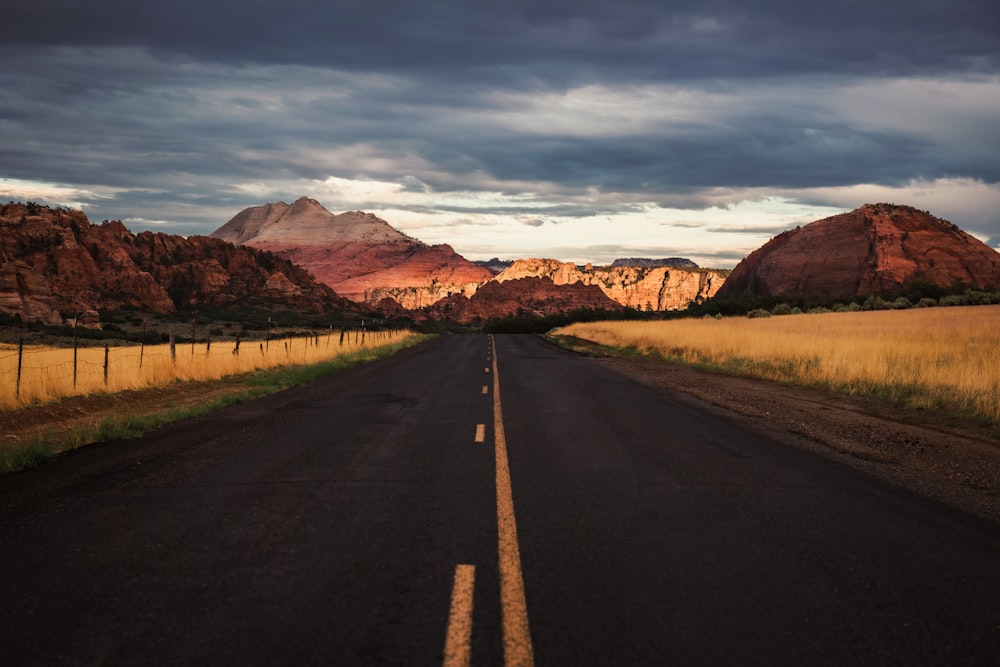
[[495, 258, 727, 311], [420, 277, 623, 323], [212, 197, 494, 307], [0, 202, 351, 325], [716, 203, 1000, 300]]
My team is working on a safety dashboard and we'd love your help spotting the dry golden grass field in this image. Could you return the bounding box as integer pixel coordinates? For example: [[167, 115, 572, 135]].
[[0, 329, 414, 411], [554, 305, 1000, 423]]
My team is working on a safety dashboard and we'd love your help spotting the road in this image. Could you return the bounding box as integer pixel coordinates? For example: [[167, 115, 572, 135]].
[[1, 333, 999, 665]]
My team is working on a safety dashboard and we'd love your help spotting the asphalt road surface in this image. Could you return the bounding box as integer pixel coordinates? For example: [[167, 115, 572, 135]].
[[2, 334, 999, 666]]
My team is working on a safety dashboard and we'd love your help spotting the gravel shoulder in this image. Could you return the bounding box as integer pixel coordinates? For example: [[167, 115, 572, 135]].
[[561, 338, 1000, 524]]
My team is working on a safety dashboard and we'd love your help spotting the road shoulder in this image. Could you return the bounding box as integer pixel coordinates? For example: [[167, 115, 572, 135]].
[[560, 339, 1000, 523]]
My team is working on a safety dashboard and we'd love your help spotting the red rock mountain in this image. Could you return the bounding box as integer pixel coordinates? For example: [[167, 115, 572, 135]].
[[495, 258, 727, 311], [420, 277, 623, 324], [717, 203, 1000, 300], [0, 202, 353, 325], [212, 197, 494, 307]]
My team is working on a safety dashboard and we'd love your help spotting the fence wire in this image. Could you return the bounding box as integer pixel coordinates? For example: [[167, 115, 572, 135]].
[[0, 329, 410, 411]]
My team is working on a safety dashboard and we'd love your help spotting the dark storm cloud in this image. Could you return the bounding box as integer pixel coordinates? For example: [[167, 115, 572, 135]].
[[7, 1, 997, 79], [2, 0, 999, 251]]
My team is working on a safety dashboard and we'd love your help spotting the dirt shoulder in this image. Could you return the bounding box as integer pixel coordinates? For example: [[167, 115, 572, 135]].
[[1, 380, 260, 457], [567, 339, 1000, 523]]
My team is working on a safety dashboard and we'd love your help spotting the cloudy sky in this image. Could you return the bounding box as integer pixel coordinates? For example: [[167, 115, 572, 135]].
[[2, 1, 999, 267]]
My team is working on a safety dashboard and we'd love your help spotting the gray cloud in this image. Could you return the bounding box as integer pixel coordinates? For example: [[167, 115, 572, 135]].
[[1, 1, 999, 258], [705, 225, 797, 236], [7, 1, 997, 80]]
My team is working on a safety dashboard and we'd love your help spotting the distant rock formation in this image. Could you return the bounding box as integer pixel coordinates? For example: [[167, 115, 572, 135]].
[[420, 277, 622, 323], [212, 197, 494, 308], [716, 203, 1000, 300], [494, 258, 726, 311], [0, 202, 353, 325], [610, 257, 699, 269], [472, 257, 515, 274]]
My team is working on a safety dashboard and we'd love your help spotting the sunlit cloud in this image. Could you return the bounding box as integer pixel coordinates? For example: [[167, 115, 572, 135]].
[[0, 178, 123, 209]]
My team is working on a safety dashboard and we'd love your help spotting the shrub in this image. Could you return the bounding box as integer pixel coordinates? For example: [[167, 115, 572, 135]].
[[940, 294, 966, 307], [771, 303, 793, 316], [746, 308, 772, 318], [835, 302, 862, 312], [863, 295, 891, 311]]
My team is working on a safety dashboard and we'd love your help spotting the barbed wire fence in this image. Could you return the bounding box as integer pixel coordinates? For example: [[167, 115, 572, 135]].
[[1, 321, 405, 410]]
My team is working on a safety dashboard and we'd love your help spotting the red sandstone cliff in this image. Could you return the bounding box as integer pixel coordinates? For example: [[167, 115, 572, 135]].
[[495, 258, 727, 311], [420, 277, 622, 323], [212, 197, 494, 307], [0, 202, 353, 325], [716, 203, 1000, 300]]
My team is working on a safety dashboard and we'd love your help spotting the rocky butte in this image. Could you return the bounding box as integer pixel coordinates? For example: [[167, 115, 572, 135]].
[[420, 277, 623, 324], [212, 197, 494, 309], [716, 203, 1000, 300], [494, 258, 727, 311], [0, 202, 353, 326]]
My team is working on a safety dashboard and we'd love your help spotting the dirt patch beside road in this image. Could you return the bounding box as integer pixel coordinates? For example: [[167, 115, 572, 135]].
[[582, 344, 1000, 523]]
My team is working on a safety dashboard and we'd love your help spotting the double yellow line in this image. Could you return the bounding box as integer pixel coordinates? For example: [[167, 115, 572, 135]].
[[444, 335, 535, 667]]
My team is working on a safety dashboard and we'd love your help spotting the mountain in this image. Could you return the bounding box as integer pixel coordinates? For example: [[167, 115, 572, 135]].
[[716, 203, 1000, 300], [419, 277, 622, 324], [472, 257, 515, 274], [0, 202, 353, 326], [610, 257, 699, 269], [495, 258, 726, 311], [212, 197, 412, 246], [212, 197, 494, 307]]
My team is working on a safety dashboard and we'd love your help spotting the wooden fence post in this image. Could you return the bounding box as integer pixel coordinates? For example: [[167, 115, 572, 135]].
[[73, 322, 79, 388], [15, 336, 23, 400], [139, 316, 147, 369]]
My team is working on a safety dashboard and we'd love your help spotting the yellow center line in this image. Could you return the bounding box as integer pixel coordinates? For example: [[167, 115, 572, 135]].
[[475, 423, 486, 443], [492, 335, 535, 666], [443, 564, 476, 667], [482, 385, 489, 395]]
